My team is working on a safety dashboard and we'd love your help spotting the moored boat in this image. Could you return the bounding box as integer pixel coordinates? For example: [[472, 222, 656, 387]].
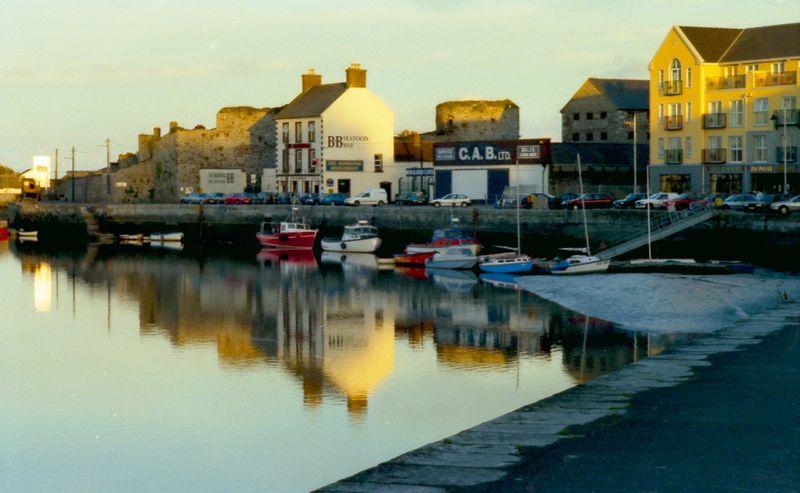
[[424, 245, 478, 270], [478, 251, 533, 274], [149, 232, 183, 242], [405, 218, 481, 255], [256, 208, 317, 250], [321, 220, 381, 253], [393, 250, 435, 266], [550, 255, 610, 275]]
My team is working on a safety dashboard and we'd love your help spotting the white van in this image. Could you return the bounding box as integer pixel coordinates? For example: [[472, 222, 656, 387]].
[[344, 188, 388, 206]]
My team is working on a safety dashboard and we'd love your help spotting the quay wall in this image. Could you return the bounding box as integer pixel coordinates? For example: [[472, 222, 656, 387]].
[[6, 202, 800, 267]]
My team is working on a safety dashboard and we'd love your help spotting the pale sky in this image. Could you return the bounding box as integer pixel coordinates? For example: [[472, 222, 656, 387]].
[[1, 0, 796, 173]]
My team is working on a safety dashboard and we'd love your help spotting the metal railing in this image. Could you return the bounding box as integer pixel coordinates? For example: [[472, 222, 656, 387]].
[[702, 148, 727, 164], [754, 71, 797, 87], [665, 115, 683, 130], [705, 75, 746, 91], [702, 113, 727, 129], [772, 109, 799, 127], [659, 80, 683, 96], [776, 146, 798, 163], [664, 149, 683, 164]]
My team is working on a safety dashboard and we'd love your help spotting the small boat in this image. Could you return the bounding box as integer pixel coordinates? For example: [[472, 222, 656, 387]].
[[119, 233, 144, 242], [550, 255, 610, 275], [478, 251, 533, 274], [321, 220, 381, 253], [405, 218, 481, 255], [18, 230, 38, 239], [149, 232, 183, 242], [424, 245, 478, 270], [257, 208, 317, 250], [393, 250, 435, 266]]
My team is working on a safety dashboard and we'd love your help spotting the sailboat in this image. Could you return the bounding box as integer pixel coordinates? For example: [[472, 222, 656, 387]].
[[551, 154, 610, 275], [479, 165, 533, 274]]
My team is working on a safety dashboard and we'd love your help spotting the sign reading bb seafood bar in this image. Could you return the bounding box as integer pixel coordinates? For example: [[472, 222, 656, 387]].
[[326, 135, 369, 148], [434, 139, 550, 166]]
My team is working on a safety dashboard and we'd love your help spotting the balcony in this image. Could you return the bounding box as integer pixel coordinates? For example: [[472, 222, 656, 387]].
[[705, 75, 746, 91], [776, 146, 798, 163], [772, 109, 800, 128], [702, 148, 727, 164], [665, 115, 683, 130], [702, 113, 727, 129], [754, 71, 797, 87], [664, 149, 683, 164], [658, 80, 683, 96]]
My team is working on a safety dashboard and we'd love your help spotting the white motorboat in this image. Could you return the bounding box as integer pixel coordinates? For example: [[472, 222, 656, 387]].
[[550, 254, 610, 274], [149, 232, 184, 242], [321, 220, 381, 253], [424, 245, 478, 270]]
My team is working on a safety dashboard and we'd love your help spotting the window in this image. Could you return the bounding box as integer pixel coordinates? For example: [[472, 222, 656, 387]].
[[747, 64, 759, 72], [281, 122, 289, 144], [686, 102, 692, 123], [572, 133, 580, 141], [658, 104, 664, 123], [772, 62, 785, 73], [754, 98, 769, 126], [754, 135, 767, 162], [670, 59, 682, 81], [600, 132, 608, 141], [573, 113, 580, 121], [374, 154, 383, 173], [686, 137, 692, 158], [295, 148, 303, 173], [729, 136, 743, 162], [586, 112, 594, 120], [686, 67, 692, 87], [282, 149, 289, 173], [658, 138, 664, 159], [309, 149, 316, 172], [658, 70, 664, 85], [729, 99, 743, 127], [600, 111, 607, 119], [295, 122, 302, 143], [585, 132, 594, 141], [308, 121, 316, 142], [627, 131, 634, 140]]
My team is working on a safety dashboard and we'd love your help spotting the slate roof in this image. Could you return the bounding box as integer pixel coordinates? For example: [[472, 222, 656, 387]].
[[678, 23, 800, 63], [588, 78, 649, 111], [275, 83, 348, 120]]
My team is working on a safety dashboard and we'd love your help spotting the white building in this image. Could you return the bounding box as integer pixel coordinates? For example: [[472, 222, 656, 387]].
[[275, 64, 408, 198], [21, 156, 51, 189]]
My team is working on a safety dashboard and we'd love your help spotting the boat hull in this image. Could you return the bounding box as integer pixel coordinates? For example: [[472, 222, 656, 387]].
[[551, 258, 610, 274], [321, 236, 381, 253], [149, 232, 183, 242], [424, 257, 478, 270], [406, 242, 481, 255], [257, 231, 317, 250], [479, 256, 533, 274], [394, 251, 435, 266]]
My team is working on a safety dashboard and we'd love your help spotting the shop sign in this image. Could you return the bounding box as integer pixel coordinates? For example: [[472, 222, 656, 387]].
[[326, 136, 369, 148], [326, 179, 334, 186], [751, 166, 774, 172], [435, 143, 514, 165], [406, 168, 434, 177], [326, 160, 364, 172], [517, 145, 540, 159]]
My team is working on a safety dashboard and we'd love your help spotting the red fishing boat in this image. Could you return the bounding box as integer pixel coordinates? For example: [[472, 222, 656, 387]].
[[404, 218, 481, 255], [393, 250, 435, 266], [256, 208, 317, 250]]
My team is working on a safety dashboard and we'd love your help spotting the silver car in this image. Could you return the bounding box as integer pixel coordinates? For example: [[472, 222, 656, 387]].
[[770, 195, 800, 216], [430, 193, 472, 208]]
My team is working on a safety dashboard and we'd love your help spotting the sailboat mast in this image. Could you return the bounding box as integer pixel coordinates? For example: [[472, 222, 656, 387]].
[[577, 154, 590, 256], [516, 161, 521, 254]]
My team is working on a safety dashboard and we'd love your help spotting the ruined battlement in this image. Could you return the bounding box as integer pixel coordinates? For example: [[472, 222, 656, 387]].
[[435, 99, 519, 141]]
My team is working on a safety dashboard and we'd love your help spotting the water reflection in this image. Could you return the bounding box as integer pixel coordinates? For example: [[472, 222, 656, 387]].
[[7, 241, 676, 419]]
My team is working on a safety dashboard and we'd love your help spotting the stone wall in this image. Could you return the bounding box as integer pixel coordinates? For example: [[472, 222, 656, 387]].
[[433, 100, 519, 141], [561, 85, 648, 145]]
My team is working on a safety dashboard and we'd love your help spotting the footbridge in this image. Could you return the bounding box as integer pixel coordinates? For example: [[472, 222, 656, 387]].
[[594, 209, 720, 260]]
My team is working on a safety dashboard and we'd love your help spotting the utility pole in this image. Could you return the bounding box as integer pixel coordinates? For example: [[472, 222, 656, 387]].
[[105, 138, 111, 202], [633, 112, 638, 193], [71, 146, 76, 203], [54, 148, 59, 182]]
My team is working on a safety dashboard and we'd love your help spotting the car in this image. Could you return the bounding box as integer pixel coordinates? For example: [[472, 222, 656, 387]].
[[397, 191, 427, 206], [180, 192, 209, 204], [495, 194, 531, 209], [299, 193, 321, 205], [344, 188, 388, 206], [720, 193, 758, 211], [430, 193, 471, 208], [222, 192, 255, 205], [635, 192, 681, 209], [203, 192, 225, 204], [613, 193, 647, 209], [275, 192, 295, 204], [744, 193, 790, 213], [662, 192, 707, 211], [554, 192, 581, 209], [253, 192, 275, 204], [320, 192, 347, 206], [563, 193, 615, 210], [770, 194, 800, 216]]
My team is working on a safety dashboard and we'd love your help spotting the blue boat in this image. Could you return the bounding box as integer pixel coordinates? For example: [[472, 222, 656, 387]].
[[478, 252, 533, 274]]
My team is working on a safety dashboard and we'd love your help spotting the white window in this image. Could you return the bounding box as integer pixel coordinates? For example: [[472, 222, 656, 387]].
[[686, 67, 692, 87], [754, 135, 767, 162], [772, 62, 785, 73], [308, 121, 316, 143], [782, 96, 797, 110], [295, 148, 303, 172], [281, 122, 289, 144], [295, 122, 302, 143], [729, 136, 743, 163], [754, 98, 769, 126], [658, 138, 664, 159], [658, 70, 664, 85], [669, 103, 681, 116], [708, 100, 722, 114], [671, 59, 682, 81], [747, 64, 759, 72], [724, 66, 737, 77], [658, 104, 664, 123], [729, 99, 743, 127], [374, 154, 383, 173], [685, 137, 692, 158], [686, 102, 692, 123], [309, 149, 316, 171]]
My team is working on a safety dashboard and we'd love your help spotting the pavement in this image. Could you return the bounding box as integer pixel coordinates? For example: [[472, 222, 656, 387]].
[[315, 301, 800, 493]]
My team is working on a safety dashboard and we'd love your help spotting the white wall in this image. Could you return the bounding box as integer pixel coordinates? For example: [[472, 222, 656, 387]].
[[452, 170, 488, 200], [199, 169, 246, 194]]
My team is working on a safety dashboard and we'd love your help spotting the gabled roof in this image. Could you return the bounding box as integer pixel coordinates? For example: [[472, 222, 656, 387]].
[[588, 78, 649, 111], [677, 23, 800, 63], [275, 83, 348, 120]]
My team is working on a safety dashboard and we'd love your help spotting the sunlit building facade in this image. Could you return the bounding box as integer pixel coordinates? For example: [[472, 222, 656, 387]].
[[649, 23, 800, 194]]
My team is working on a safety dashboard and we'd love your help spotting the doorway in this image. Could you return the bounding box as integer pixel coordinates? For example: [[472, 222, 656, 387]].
[[337, 179, 351, 195]]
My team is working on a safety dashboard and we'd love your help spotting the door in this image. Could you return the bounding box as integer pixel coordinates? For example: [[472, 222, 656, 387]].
[[435, 170, 452, 199], [337, 179, 350, 195], [379, 181, 391, 203]]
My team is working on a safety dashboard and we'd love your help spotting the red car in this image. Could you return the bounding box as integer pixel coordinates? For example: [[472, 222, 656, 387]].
[[223, 193, 254, 205], [663, 193, 708, 210], [563, 193, 614, 209]]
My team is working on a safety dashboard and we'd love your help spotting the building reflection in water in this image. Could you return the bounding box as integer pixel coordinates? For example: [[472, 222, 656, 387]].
[[10, 244, 679, 419]]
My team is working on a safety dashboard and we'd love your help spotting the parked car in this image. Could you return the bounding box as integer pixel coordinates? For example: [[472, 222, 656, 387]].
[[223, 192, 255, 205], [320, 192, 347, 206], [635, 192, 681, 209], [563, 193, 615, 209], [662, 192, 708, 211], [345, 188, 388, 206], [613, 193, 647, 209], [554, 192, 581, 209], [180, 192, 209, 204], [203, 192, 225, 204], [430, 193, 471, 208], [744, 193, 790, 213], [299, 193, 321, 205], [253, 192, 275, 204], [397, 191, 427, 206], [720, 193, 758, 211], [274, 192, 295, 204], [770, 194, 800, 216]]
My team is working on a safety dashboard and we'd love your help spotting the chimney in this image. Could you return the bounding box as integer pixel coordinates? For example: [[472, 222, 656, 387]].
[[302, 68, 322, 92], [153, 127, 161, 139], [345, 63, 366, 88]]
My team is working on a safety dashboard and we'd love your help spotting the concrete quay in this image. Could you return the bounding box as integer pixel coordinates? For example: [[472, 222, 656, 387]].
[[314, 301, 800, 492]]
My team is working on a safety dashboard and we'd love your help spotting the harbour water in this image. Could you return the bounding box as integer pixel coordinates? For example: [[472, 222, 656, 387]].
[[0, 239, 747, 492]]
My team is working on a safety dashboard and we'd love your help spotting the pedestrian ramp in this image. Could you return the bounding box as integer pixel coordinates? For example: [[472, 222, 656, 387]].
[[595, 209, 720, 260]]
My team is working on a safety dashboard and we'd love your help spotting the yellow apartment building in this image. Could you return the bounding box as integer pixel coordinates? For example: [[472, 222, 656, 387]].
[[649, 23, 799, 194]]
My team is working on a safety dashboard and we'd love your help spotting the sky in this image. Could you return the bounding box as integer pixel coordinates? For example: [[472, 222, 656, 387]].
[[1, 0, 797, 173]]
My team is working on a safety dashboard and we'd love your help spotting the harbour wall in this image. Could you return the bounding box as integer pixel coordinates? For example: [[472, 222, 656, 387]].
[[7, 202, 800, 267]]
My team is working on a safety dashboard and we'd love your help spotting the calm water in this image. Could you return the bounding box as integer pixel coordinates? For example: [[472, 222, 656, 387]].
[[0, 240, 681, 492]]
